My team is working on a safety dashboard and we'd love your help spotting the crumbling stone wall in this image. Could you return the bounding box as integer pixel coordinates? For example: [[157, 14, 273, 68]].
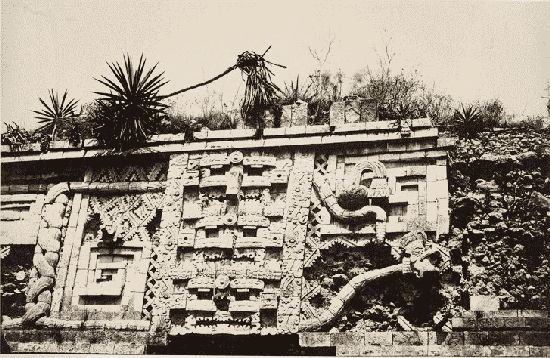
[[1, 99, 548, 355], [303, 243, 449, 332], [1, 245, 34, 317], [0, 105, 453, 354], [447, 128, 550, 310]]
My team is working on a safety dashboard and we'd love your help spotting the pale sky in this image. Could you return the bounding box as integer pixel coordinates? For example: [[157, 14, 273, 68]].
[[2, 0, 550, 131]]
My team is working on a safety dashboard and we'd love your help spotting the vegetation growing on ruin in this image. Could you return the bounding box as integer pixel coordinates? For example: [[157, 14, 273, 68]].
[[91, 55, 170, 150], [32, 89, 81, 143], [2, 41, 545, 151]]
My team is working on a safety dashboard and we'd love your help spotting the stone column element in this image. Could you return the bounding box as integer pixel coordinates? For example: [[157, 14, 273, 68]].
[[277, 151, 315, 333], [149, 154, 188, 335], [22, 183, 71, 324]]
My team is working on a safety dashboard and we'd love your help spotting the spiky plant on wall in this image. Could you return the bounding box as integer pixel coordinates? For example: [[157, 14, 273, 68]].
[[453, 103, 482, 138], [33, 89, 80, 142], [93, 54, 169, 150], [1, 122, 32, 150]]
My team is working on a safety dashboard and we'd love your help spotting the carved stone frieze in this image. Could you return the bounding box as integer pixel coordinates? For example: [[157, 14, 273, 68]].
[[4, 120, 453, 341], [152, 150, 316, 335]]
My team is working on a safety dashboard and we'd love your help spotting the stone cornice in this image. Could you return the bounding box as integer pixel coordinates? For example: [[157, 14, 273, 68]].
[[1, 118, 455, 164]]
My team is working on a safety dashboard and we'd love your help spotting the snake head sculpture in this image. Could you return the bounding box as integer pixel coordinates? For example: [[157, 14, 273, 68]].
[[337, 161, 389, 212], [400, 231, 451, 277]]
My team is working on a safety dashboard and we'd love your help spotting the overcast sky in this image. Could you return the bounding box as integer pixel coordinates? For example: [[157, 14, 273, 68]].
[[2, 0, 549, 131]]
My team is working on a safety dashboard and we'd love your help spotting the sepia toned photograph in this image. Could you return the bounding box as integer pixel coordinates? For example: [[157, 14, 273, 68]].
[[1, 0, 549, 355]]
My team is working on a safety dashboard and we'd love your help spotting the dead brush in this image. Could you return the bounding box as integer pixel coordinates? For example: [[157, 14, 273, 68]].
[[164, 47, 285, 132], [237, 47, 284, 129]]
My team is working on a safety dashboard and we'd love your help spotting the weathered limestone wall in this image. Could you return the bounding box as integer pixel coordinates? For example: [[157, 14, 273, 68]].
[[1, 98, 547, 355], [299, 308, 550, 357]]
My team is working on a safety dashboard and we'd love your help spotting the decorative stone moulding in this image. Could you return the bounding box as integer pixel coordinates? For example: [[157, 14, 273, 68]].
[[2, 112, 458, 353], [10, 177, 167, 326]]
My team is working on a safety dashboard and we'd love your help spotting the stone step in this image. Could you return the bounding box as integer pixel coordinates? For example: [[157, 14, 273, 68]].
[[300, 330, 550, 348], [460, 310, 549, 318], [8, 341, 146, 354], [452, 316, 550, 331], [336, 344, 550, 357]]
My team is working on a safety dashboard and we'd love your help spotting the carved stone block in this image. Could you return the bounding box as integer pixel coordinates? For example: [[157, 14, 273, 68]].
[[277, 313, 300, 333], [281, 259, 303, 278], [330, 101, 345, 126], [260, 291, 278, 310], [280, 105, 293, 127], [243, 156, 276, 167], [270, 169, 289, 184], [291, 100, 308, 126], [177, 230, 195, 248], [360, 98, 377, 122], [280, 275, 302, 298], [344, 99, 361, 123], [181, 170, 199, 186]]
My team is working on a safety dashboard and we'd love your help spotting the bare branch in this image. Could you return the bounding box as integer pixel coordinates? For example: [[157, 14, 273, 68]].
[[323, 34, 336, 64], [309, 30, 337, 67], [309, 46, 322, 64]]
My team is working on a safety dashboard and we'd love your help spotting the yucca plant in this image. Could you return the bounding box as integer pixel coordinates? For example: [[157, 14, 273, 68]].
[[280, 75, 314, 105], [93, 54, 169, 150], [33, 89, 80, 141], [453, 103, 483, 138]]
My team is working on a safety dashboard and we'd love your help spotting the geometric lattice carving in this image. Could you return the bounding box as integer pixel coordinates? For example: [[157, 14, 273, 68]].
[[305, 152, 331, 268], [304, 190, 323, 268], [91, 162, 168, 183], [87, 193, 164, 243], [142, 244, 160, 320], [314, 153, 329, 175]]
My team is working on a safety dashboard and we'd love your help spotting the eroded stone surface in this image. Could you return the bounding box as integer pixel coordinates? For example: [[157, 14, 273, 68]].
[[1, 109, 470, 354]]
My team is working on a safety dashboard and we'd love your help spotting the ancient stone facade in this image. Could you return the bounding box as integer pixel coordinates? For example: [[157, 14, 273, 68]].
[[4, 99, 545, 355]]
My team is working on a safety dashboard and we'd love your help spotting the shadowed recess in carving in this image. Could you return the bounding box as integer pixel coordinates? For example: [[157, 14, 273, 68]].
[[299, 232, 451, 332], [1, 245, 34, 318]]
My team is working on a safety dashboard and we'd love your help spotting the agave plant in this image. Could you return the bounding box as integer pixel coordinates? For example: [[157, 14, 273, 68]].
[[453, 103, 483, 138], [280, 75, 314, 105], [33, 90, 80, 141], [93, 54, 169, 150]]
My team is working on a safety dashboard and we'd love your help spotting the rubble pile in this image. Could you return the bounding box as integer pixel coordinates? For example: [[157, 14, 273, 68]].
[[448, 127, 550, 310], [1, 246, 34, 318], [305, 245, 448, 332], [317, 128, 549, 332]]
